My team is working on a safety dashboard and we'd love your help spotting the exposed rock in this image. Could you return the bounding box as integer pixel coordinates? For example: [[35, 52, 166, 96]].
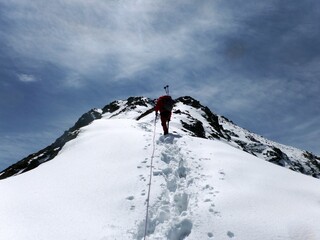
[[1, 96, 319, 180]]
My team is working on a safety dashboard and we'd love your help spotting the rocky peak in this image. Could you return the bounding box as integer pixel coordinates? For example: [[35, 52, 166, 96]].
[[1, 96, 319, 180]]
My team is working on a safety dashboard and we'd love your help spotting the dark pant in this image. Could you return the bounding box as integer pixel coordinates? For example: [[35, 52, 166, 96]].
[[160, 111, 171, 135]]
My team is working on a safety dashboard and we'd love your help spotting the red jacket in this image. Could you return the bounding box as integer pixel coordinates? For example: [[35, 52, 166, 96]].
[[155, 95, 168, 113], [155, 95, 174, 114], [155, 96, 164, 112]]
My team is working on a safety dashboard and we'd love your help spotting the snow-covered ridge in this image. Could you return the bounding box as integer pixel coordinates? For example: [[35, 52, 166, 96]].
[[1, 96, 319, 180], [1, 106, 320, 240], [219, 116, 320, 178]]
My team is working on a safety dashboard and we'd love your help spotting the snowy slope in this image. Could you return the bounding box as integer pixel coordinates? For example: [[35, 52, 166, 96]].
[[1, 98, 320, 240], [1, 96, 319, 180]]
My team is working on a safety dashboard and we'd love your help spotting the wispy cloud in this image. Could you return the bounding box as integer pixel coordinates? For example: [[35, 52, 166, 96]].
[[2, 0, 319, 88], [17, 73, 38, 82], [1, 1, 245, 87]]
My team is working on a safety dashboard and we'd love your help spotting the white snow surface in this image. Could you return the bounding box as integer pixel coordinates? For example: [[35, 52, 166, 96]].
[[1, 104, 320, 240]]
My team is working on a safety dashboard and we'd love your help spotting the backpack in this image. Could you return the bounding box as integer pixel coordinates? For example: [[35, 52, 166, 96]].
[[161, 95, 175, 112]]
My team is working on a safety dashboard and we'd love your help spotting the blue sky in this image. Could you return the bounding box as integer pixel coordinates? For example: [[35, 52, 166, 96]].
[[1, 0, 320, 171]]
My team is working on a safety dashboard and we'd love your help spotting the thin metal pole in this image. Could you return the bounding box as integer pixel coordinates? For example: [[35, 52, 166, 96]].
[[143, 116, 157, 240]]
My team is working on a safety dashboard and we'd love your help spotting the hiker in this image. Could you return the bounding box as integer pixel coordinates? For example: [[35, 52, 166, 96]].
[[155, 95, 174, 135]]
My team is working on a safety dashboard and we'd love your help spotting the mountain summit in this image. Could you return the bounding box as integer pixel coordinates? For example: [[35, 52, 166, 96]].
[[1, 96, 319, 180], [0, 96, 320, 239]]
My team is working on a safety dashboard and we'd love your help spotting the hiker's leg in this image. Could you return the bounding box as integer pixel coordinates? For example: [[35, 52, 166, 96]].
[[161, 115, 168, 135]]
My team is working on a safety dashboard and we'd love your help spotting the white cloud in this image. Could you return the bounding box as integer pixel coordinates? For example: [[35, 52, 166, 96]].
[[17, 73, 38, 83]]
